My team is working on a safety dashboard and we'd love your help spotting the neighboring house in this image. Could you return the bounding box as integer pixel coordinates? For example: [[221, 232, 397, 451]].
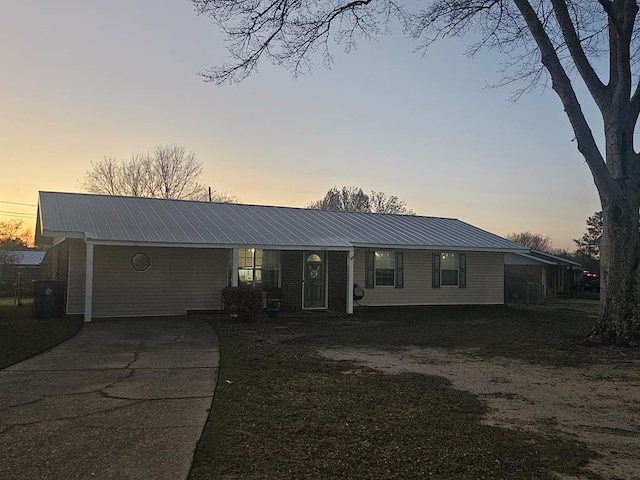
[[36, 191, 527, 321], [504, 249, 585, 299], [0, 250, 45, 295]]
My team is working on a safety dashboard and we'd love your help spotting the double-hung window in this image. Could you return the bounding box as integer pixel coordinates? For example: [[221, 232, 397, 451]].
[[237, 249, 281, 288], [433, 252, 466, 288], [365, 250, 404, 288]]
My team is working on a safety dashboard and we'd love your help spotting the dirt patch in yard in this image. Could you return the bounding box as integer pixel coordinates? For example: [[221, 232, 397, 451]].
[[319, 346, 640, 480]]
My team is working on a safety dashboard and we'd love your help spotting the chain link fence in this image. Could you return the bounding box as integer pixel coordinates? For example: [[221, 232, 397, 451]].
[[1, 269, 37, 306], [505, 282, 543, 305]]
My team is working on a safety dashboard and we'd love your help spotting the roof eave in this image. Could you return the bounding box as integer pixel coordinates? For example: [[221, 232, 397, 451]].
[[45, 236, 528, 253], [352, 243, 528, 254], [40, 230, 86, 241], [84, 239, 354, 251]]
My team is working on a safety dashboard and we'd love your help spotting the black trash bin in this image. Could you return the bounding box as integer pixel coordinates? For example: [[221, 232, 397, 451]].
[[33, 280, 65, 319]]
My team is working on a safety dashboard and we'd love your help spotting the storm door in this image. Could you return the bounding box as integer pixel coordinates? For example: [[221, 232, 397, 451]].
[[303, 251, 326, 309]]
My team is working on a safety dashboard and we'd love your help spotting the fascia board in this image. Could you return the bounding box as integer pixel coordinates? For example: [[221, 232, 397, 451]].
[[352, 243, 529, 254], [40, 230, 86, 240], [85, 239, 355, 251], [514, 252, 558, 265]]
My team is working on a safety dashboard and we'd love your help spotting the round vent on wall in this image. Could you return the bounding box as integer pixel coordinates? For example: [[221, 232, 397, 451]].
[[131, 252, 151, 272]]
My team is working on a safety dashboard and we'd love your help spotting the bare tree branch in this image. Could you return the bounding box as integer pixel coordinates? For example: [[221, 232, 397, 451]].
[[307, 186, 414, 214], [82, 144, 236, 202], [194, 0, 404, 83], [549, 0, 607, 108], [505, 231, 553, 252], [511, 0, 611, 194]]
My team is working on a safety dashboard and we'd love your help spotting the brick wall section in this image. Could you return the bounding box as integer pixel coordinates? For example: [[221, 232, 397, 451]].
[[505, 265, 542, 284], [328, 251, 347, 312], [281, 250, 303, 312], [504, 264, 543, 301]]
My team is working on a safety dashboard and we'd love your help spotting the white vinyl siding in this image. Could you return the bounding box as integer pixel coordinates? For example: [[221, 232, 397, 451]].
[[354, 248, 503, 305], [41, 239, 76, 315], [67, 239, 86, 315], [67, 243, 229, 317]]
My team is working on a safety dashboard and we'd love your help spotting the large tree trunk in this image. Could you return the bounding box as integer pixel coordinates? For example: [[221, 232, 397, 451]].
[[589, 194, 640, 346], [587, 84, 640, 346]]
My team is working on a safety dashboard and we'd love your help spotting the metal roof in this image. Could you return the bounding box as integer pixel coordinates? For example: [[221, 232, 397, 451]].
[[506, 250, 585, 268], [0, 250, 45, 265], [37, 191, 527, 252]]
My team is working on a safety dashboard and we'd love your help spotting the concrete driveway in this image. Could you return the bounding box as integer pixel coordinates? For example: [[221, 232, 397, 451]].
[[0, 316, 219, 480]]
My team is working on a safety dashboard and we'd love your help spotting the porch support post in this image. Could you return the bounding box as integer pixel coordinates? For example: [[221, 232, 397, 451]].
[[231, 248, 239, 287], [346, 248, 354, 315], [84, 243, 94, 323]]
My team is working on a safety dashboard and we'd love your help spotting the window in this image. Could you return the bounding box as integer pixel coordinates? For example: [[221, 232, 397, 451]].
[[441, 253, 459, 286], [433, 252, 466, 288], [236, 249, 280, 288], [375, 251, 395, 286], [365, 250, 404, 288]]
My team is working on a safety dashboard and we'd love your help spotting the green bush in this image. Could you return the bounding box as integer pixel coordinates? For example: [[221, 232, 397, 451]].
[[222, 285, 263, 322]]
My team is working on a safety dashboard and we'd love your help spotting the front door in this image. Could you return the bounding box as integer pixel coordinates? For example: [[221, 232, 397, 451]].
[[303, 251, 326, 309]]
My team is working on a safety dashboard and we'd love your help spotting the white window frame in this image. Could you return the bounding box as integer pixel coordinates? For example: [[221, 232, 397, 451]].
[[235, 248, 281, 288], [433, 252, 466, 289], [374, 250, 396, 287]]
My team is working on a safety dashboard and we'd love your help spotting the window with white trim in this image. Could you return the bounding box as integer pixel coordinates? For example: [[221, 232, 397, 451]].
[[433, 252, 466, 288], [365, 250, 404, 288], [375, 251, 395, 286], [237, 249, 281, 288]]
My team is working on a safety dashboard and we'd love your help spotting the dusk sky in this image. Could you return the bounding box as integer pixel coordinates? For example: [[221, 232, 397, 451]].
[[1, 1, 603, 249]]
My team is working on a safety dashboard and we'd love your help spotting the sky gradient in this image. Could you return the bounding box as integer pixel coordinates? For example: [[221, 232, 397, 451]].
[[1, 1, 602, 249]]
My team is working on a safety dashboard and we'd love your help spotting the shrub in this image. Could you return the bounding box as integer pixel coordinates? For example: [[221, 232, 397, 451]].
[[222, 285, 263, 322]]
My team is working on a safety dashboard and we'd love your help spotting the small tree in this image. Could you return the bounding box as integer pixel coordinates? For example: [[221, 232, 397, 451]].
[[307, 186, 414, 214], [82, 144, 238, 202], [0, 249, 17, 266], [0, 219, 31, 267], [574, 212, 603, 261], [0, 220, 30, 248], [505, 232, 553, 253]]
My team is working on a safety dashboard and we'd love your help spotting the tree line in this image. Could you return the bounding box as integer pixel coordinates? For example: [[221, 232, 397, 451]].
[[506, 219, 601, 275]]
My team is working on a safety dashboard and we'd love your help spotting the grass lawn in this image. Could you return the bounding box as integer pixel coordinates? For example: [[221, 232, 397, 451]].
[[0, 297, 83, 369], [190, 301, 628, 480]]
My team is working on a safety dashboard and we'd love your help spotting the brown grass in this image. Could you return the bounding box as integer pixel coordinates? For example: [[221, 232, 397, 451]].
[[190, 302, 614, 479]]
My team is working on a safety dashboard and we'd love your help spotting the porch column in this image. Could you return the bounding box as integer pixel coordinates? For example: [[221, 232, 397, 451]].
[[84, 243, 94, 323], [231, 248, 239, 287], [346, 248, 354, 315]]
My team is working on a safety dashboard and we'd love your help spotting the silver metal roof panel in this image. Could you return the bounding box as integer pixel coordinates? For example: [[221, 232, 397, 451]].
[[37, 191, 526, 252], [0, 251, 45, 265]]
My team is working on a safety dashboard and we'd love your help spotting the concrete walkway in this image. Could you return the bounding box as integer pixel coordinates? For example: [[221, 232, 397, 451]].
[[0, 316, 219, 480]]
